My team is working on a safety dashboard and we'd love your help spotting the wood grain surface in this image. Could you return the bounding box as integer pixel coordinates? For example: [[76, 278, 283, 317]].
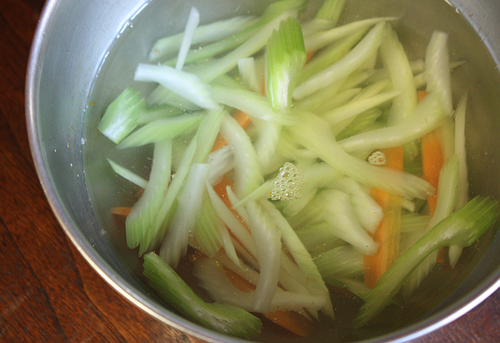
[[0, 0, 499, 342]]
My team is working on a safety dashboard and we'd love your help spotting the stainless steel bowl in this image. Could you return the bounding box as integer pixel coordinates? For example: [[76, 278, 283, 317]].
[[26, 0, 500, 342]]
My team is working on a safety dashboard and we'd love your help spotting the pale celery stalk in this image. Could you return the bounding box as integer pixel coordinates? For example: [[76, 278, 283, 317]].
[[335, 108, 383, 140], [267, 17, 306, 112], [338, 93, 447, 153], [450, 93, 469, 268], [320, 190, 379, 255], [212, 86, 298, 125], [299, 29, 367, 83], [206, 146, 234, 185], [116, 113, 203, 149], [192, 108, 226, 163], [125, 140, 172, 251], [98, 88, 145, 144], [253, 119, 282, 172], [314, 245, 364, 281], [286, 110, 434, 199], [295, 77, 348, 112], [313, 88, 361, 114], [193, 257, 326, 313], [323, 90, 400, 132], [135, 64, 219, 110], [400, 214, 431, 233], [163, 0, 306, 68], [380, 24, 418, 125], [237, 57, 261, 93], [219, 113, 264, 199], [106, 158, 148, 189], [353, 196, 499, 328], [160, 163, 209, 268], [425, 31, 453, 115], [149, 16, 256, 62], [245, 200, 281, 313], [304, 17, 394, 52], [261, 200, 334, 319], [365, 59, 425, 85], [295, 21, 387, 100], [143, 252, 262, 339], [192, 196, 224, 257], [175, 7, 200, 70], [328, 177, 383, 233], [295, 222, 346, 257], [142, 135, 198, 253], [315, 0, 346, 23], [351, 79, 391, 102], [137, 105, 184, 125]]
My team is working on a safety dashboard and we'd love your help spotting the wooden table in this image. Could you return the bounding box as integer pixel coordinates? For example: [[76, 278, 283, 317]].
[[1, 0, 499, 342]]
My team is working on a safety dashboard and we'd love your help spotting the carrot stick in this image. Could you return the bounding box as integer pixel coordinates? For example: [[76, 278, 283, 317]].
[[224, 268, 312, 337], [211, 110, 252, 152], [111, 207, 131, 216], [306, 51, 316, 62], [364, 147, 404, 288]]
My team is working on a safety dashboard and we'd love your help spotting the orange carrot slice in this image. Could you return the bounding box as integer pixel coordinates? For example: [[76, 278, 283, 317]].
[[364, 146, 404, 288], [111, 207, 132, 216]]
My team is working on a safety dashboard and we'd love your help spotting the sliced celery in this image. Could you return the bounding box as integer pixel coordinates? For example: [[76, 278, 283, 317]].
[[106, 158, 148, 189], [193, 194, 223, 258], [299, 28, 367, 83], [143, 252, 262, 339], [125, 140, 172, 251], [315, 0, 346, 23], [135, 63, 219, 110], [400, 214, 431, 233], [137, 105, 185, 125], [335, 108, 383, 140], [192, 108, 226, 163], [314, 245, 364, 281], [117, 113, 203, 149], [295, 222, 346, 257], [237, 57, 261, 93], [212, 86, 298, 125], [338, 93, 447, 153], [286, 110, 434, 200], [353, 196, 499, 328], [425, 31, 452, 115], [295, 21, 387, 100], [97, 88, 145, 144], [267, 17, 306, 112], [175, 7, 201, 70]]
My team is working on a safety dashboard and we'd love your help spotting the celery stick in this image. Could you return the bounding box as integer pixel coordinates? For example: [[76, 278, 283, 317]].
[[143, 135, 198, 253], [314, 88, 361, 114], [192, 108, 226, 163], [125, 140, 172, 251], [143, 252, 262, 339], [246, 200, 281, 313], [299, 29, 367, 83], [212, 86, 298, 125], [135, 64, 219, 110], [160, 163, 209, 268], [231, 180, 274, 208], [329, 177, 383, 233], [287, 110, 434, 199], [301, 18, 335, 36], [315, 0, 346, 23], [450, 93, 469, 268], [400, 214, 431, 233], [193, 257, 326, 313], [193, 196, 223, 258], [323, 90, 400, 132], [206, 146, 234, 185], [380, 24, 418, 125], [267, 17, 306, 112], [320, 190, 379, 255], [339, 93, 447, 153], [365, 58, 425, 85], [314, 245, 364, 281], [295, 21, 387, 100], [106, 158, 148, 189], [98, 88, 145, 144], [149, 16, 257, 62], [304, 17, 394, 52], [220, 113, 264, 199], [237, 57, 261, 93], [335, 108, 383, 140], [295, 222, 346, 257], [353, 196, 499, 327], [425, 31, 452, 116], [253, 120, 282, 172], [175, 7, 200, 70], [116, 113, 203, 149], [295, 78, 348, 112], [137, 105, 185, 125]]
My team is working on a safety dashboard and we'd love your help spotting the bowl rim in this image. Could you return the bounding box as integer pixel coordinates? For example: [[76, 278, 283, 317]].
[[25, 0, 500, 342]]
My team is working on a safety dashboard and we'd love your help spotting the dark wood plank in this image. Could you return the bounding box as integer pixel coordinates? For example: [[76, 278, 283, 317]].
[[0, 0, 498, 342]]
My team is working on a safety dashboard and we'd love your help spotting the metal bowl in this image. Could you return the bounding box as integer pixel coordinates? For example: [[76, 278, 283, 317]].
[[26, 0, 500, 342]]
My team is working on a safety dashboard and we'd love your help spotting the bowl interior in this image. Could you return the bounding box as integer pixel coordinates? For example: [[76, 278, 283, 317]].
[[28, 0, 500, 342]]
